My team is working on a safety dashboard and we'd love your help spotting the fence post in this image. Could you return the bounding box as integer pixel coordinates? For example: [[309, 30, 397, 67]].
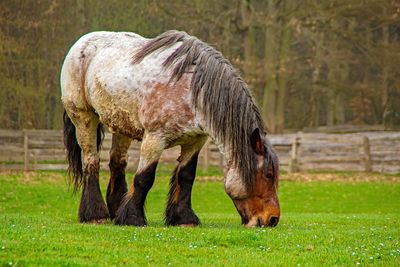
[[23, 130, 29, 171], [219, 152, 224, 175], [362, 136, 372, 172], [289, 134, 300, 173], [203, 141, 209, 173]]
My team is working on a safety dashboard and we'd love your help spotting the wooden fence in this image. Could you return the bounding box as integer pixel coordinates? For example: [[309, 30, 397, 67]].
[[0, 129, 399, 173]]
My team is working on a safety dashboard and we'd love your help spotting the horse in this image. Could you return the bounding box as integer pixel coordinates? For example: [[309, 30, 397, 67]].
[[61, 30, 280, 227]]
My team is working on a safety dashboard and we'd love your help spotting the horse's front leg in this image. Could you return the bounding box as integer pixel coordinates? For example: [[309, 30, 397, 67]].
[[114, 133, 163, 226], [165, 137, 207, 226], [107, 133, 132, 219]]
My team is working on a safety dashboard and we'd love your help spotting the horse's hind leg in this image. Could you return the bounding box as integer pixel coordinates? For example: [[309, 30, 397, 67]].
[[114, 132, 164, 226], [107, 133, 132, 219], [165, 136, 207, 226], [72, 110, 109, 222]]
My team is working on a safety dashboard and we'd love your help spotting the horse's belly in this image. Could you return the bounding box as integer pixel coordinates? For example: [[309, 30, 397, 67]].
[[99, 105, 144, 140]]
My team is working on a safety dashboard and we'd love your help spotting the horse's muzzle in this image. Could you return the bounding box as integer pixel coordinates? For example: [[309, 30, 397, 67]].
[[245, 215, 280, 228]]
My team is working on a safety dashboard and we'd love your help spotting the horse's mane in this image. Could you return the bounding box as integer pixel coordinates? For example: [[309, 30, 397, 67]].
[[133, 30, 274, 187]]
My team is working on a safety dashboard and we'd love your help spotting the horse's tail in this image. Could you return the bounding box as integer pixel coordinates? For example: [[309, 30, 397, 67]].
[[63, 110, 104, 192], [63, 110, 83, 192]]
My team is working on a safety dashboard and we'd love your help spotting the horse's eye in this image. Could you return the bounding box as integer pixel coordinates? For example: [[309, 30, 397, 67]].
[[265, 165, 274, 179]]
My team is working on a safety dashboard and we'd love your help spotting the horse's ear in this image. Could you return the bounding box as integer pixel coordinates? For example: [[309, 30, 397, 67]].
[[250, 128, 265, 155]]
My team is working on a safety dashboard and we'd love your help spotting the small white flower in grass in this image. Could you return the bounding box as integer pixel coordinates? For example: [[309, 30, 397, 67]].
[[351, 252, 356, 256], [190, 244, 198, 249], [356, 262, 360, 265], [188, 244, 197, 249], [369, 256, 374, 260]]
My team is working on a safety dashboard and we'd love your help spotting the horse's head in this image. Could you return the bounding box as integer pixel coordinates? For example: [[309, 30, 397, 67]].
[[224, 128, 280, 227]]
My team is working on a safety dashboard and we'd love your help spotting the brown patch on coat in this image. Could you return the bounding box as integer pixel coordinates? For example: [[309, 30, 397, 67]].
[[140, 76, 194, 133], [101, 108, 144, 140]]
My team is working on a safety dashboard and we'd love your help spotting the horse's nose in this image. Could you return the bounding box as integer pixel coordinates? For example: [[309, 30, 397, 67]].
[[268, 216, 279, 227]]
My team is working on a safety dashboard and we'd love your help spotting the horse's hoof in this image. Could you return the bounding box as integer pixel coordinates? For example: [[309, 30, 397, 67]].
[[79, 209, 110, 223], [165, 207, 200, 226], [87, 218, 108, 224], [114, 214, 147, 226], [178, 223, 198, 227], [114, 219, 147, 227]]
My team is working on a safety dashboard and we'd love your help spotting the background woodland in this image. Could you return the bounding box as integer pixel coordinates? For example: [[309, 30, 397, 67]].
[[1, 0, 399, 133]]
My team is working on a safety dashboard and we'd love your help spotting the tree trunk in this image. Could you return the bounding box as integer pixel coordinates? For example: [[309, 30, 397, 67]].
[[275, 0, 294, 133], [262, 0, 294, 133], [237, 0, 256, 82], [262, 0, 279, 133]]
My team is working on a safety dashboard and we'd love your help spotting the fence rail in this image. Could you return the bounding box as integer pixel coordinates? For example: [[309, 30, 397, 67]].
[[0, 129, 399, 174]]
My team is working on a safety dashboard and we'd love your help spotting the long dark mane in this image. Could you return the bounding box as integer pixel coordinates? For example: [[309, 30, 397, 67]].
[[133, 30, 267, 187]]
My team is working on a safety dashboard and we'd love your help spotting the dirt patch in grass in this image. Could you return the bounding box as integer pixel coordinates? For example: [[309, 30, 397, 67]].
[[281, 172, 400, 182], [196, 172, 400, 183], [0, 170, 66, 185]]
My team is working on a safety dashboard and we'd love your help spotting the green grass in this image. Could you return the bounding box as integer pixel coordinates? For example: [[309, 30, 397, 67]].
[[0, 170, 399, 266]]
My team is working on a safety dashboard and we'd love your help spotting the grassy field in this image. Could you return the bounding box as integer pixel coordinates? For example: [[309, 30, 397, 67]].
[[0, 168, 399, 266]]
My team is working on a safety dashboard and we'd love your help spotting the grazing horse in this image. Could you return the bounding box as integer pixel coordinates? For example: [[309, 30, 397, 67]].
[[61, 30, 280, 227]]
